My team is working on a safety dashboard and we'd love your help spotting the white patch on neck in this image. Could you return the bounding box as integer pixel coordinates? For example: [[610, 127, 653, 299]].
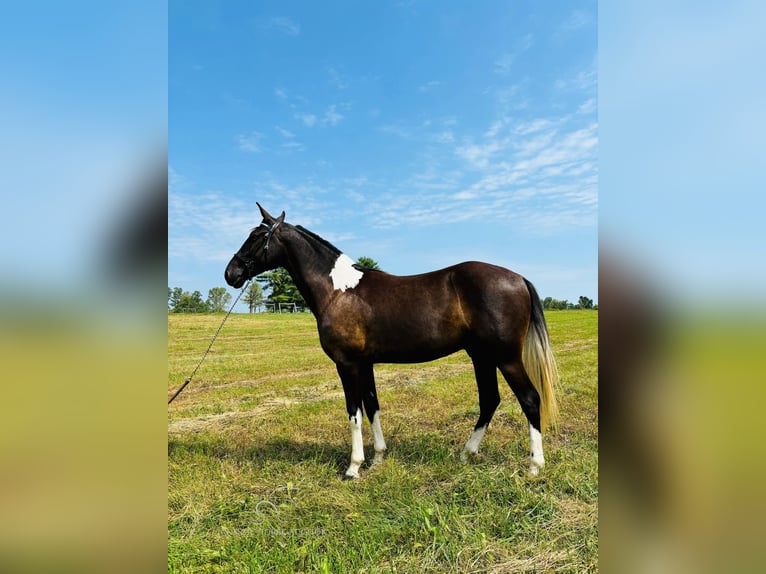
[[330, 253, 364, 292]]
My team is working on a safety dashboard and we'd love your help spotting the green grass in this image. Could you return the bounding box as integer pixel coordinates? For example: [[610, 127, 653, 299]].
[[168, 310, 597, 573]]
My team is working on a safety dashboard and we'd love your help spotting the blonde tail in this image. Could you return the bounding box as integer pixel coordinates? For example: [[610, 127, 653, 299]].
[[521, 278, 560, 431]]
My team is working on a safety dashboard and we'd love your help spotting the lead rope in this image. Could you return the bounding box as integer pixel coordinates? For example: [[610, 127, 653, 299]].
[[168, 280, 251, 405]]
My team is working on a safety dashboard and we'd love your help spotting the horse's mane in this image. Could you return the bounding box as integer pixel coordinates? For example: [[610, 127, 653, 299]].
[[294, 225, 342, 255]]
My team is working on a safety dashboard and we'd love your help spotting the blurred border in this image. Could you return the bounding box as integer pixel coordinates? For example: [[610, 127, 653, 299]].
[[0, 3, 167, 573], [600, 2, 766, 572]]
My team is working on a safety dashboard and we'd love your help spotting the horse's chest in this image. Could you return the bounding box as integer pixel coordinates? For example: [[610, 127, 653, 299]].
[[318, 315, 369, 360]]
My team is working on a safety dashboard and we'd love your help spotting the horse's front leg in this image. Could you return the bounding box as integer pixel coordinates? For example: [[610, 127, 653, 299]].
[[336, 363, 366, 479]]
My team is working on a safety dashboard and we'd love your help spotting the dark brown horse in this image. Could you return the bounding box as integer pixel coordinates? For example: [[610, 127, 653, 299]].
[[225, 204, 558, 479]]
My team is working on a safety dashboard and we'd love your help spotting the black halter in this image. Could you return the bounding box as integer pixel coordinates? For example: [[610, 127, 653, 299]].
[[259, 220, 281, 254], [232, 220, 281, 276]]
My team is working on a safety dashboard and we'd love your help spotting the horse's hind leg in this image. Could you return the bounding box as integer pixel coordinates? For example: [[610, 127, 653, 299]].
[[498, 359, 545, 476], [362, 368, 387, 465], [461, 352, 501, 462]]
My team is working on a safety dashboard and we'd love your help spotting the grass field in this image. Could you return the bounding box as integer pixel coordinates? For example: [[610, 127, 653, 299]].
[[168, 310, 597, 573]]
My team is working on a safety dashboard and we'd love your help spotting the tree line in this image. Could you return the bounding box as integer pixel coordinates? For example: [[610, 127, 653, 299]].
[[169, 258, 596, 313], [543, 296, 596, 310], [168, 286, 233, 313]]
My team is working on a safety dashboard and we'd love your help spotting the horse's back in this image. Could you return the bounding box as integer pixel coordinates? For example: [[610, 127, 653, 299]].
[[449, 261, 529, 300], [357, 261, 529, 314]]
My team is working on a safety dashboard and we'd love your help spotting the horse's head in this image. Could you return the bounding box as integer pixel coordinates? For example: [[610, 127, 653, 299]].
[[224, 203, 286, 288]]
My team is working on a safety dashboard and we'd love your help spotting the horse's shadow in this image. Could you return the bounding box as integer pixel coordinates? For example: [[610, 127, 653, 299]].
[[169, 434, 344, 466], [168, 425, 467, 477]]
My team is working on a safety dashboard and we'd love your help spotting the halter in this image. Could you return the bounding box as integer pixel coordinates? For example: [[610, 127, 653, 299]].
[[259, 219, 282, 254], [232, 220, 282, 276]]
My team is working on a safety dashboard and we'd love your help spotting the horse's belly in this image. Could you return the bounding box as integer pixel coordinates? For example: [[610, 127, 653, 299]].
[[373, 343, 462, 364], [368, 326, 464, 363]]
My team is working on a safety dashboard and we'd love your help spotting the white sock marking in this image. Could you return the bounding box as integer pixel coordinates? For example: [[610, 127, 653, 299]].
[[345, 408, 364, 477], [529, 424, 545, 475], [330, 253, 364, 291], [371, 411, 387, 461], [463, 424, 488, 457]]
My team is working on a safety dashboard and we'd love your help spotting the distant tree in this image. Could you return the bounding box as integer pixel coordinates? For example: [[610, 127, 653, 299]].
[[257, 268, 306, 308], [356, 256, 381, 270], [578, 296, 594, 310], [243, 281, 265, 313], [173, 289, 208, 313], [542, 297, 571, 310], [207, 287, 232, 313], [169, 286, 183, 310]]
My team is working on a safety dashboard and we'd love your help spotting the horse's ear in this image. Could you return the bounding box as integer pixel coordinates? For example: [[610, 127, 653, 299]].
[[256, 202, 274, 222], [277, 210, 286, 223]]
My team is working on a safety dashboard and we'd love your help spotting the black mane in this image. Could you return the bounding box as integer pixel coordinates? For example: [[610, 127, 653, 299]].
[[294, 225, 342, 256]]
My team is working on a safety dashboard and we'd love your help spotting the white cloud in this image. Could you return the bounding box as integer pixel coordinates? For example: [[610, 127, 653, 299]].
[[455, 138, 508, 169], [281, 141, 305, 151], [366, 106, 597, 235], [577, 97, 597, 114], [274, 87, 288, 101], [494, 33, 533, 75], [562, 10, 592, 31], [554, 58, 597, 92], [417, 80, 442, 93], [268, 17, 300, 36], [274, 87, 308, 109], [169, 170, 340, 264], [295, 113, 317, 127], [275, 126, 295, 138], [494, 53, 516, 75], [321, 105, 343, 126], [169, 188, 262, 262], [294, 105, 345, 128], [236, 131, 264, 152], [327, 66, 349, 89], [379, 123, 412, 139], [274, 126, 306, 151]]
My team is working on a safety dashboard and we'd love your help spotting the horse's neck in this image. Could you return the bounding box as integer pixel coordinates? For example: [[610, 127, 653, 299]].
[[281, 230, 337, 314]]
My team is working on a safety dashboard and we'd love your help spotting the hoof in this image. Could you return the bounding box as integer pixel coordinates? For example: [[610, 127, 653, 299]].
[[343, 463, 361, 480], [371, 450, 386, 466], [460, 450, 476, 463], [529, 456, 545, 477]]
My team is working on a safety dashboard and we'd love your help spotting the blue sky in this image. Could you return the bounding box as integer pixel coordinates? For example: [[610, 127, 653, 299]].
[[169, 1, 598, 310]]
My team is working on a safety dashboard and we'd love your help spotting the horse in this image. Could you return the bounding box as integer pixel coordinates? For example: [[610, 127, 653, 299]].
[[225, 204, 559, 479]]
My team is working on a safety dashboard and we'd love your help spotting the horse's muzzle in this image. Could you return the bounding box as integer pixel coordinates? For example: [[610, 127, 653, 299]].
[[224, 260, 246, 288]]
